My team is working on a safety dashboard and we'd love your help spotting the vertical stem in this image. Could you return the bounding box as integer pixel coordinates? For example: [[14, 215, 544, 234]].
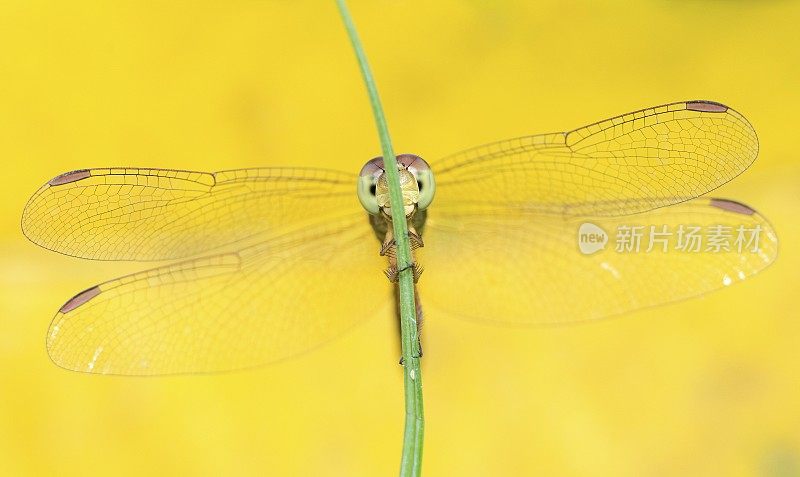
[[335, 1, 424, 476]]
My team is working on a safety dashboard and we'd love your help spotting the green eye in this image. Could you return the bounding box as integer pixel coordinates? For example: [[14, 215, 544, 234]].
[[414, 169, 435, 210], [357, 158, 382, 215]]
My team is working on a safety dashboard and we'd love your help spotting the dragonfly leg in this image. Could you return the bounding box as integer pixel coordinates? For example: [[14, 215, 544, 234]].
[[384, 262, 423, 283], [407, 226, 424, 249], [381, 229, 423, 256], [410, 262, 424, 282], [379, 227, 395, 256]]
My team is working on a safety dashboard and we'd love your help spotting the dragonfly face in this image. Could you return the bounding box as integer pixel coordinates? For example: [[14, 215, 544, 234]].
[[357, 153, 436, 219], [21, 100, 778, 375]]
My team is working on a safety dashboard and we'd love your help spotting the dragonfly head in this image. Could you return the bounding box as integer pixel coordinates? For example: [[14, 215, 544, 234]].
[[358, 154, 435, 218]]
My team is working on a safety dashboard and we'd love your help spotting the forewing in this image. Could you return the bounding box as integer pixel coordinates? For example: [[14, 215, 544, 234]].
[[22, 167, 356, 260], [434, 101, 758, 216], [46, 215, 389, 375], [421, 198, 777, 324]]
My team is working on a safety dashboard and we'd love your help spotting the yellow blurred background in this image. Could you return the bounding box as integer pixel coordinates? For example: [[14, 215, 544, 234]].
[[1, 1, 799, 476]]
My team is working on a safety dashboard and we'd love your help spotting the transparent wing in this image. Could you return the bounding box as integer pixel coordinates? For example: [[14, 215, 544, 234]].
[[434, 101, 758, 216], [421, 198, 777, 324], [22, 167, 356, 261], [46, 215, 389, 375]]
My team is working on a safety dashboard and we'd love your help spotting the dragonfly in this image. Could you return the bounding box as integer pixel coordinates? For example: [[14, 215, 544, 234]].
[[21, 100, 777, 375]]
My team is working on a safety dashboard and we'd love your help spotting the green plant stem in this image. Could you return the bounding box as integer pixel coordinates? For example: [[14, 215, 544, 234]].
[[335, 1, 424, 476]]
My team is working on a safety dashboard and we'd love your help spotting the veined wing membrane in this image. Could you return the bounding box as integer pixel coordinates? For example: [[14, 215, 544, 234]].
[[22, 167, 356, 260], [434, 101, 758, 216], [421, 198, 777, 324], [47, 215, 387, 375]]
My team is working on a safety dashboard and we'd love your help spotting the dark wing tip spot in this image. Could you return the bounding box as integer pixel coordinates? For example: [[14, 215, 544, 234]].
[[48, 169, 91, 186], [59, 286, 101, 313], [686, 101, 728, 113], [710, 198, 756, 215]]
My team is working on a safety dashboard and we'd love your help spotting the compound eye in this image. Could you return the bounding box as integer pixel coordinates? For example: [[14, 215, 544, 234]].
[[357, 157, 384, 215], [397, 154, 435, 211]]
